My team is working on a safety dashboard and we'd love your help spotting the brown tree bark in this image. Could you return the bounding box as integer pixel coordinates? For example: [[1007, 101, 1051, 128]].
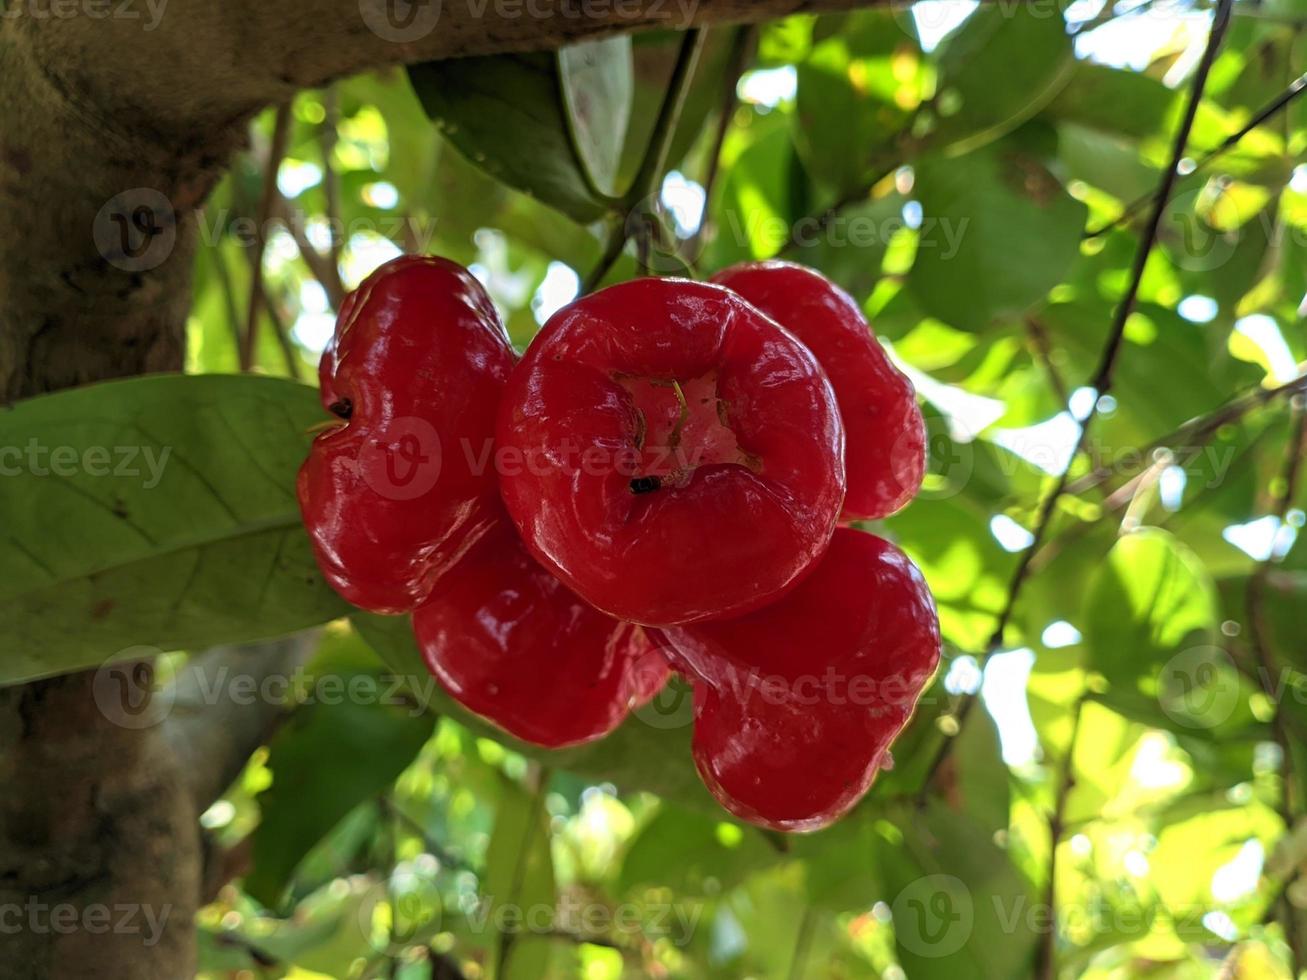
[[0, 1, 885, 974]]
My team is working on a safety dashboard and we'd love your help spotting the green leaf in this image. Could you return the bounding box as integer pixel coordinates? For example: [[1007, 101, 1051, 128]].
[[887, 493, 1018, 652], [1083, 529, 1220, 699], [619, 805, 776, 898], [908, 143, 1087, 332], [1056, 121, 1160, 205], [483, 777, 556, 980], [559, 36, 634, 199], [789, 191, 907, 300], [707, 118, 807, 266], [1043, 61, 1177, 141], [794, 11, 920, 193], [246, 631, 436, 907], [925, 3, 1075, 156], [951, 705, 1011, 835], [0, 374, 347, 685], [408, 55, 612, 222]]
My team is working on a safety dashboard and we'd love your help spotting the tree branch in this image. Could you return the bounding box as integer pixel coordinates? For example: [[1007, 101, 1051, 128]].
[[24, 0, 896, 137]]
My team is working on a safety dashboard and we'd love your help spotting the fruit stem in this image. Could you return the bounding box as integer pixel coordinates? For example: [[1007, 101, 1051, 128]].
[[582, 29, 706, 294]]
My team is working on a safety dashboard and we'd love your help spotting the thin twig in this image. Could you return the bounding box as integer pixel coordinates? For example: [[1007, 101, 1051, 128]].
[[1024, 316, 1072, 409], [209, 240, 245, 356], [989, 0, 1233, 650], [686, 25, 755, 259], [495, 766, 551, 975], [262, 284, 305, 381], [1065, 370, 1307, 497], [1245, 406, 1307, 972], [280, 202, 347, 308], [240, 103, 294, 371], [1034, 698, 1084, 980], [320, 85, 345, 271], [1085, 70, 1307, 240], [582, 215, 631, 294], [922, 0, 1234, 790]]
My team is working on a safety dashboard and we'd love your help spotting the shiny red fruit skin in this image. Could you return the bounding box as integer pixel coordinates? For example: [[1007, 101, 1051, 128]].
[[657, 527, 940, 832], [413, 521, 671, 749], [496, 277, 847, 627], [712, 261, 926, 521], [298, 256, 516, 614]]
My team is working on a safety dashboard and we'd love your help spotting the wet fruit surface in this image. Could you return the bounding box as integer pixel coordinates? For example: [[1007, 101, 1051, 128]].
[[713, 260, 926, 521], [496, 276, 846, 627], [413, 520, 670, 748], [658, 527, 940, 831], [298, 256, 516, 613]]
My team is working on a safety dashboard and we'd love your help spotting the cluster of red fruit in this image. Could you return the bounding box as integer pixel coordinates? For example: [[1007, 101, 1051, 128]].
[[298, 255, 941, 832]]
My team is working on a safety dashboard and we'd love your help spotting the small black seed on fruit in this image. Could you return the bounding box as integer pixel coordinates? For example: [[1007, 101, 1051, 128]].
[[630, 476, 662, 495], [329, 398, 353, 419]]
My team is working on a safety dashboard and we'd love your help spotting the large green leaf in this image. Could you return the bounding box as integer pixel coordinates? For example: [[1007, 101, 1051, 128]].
[[788, 191, 907, 301], [408, 54, 614, 223], [909, 142, 1087, 332], [706, 117, 808, 267], [925, 3, 1075, 156], [0, 374, 347, 685], [246, 630, 436, 907]]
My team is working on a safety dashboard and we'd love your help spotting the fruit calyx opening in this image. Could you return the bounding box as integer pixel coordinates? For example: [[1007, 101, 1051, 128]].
[[618, 371, 757, 494]]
